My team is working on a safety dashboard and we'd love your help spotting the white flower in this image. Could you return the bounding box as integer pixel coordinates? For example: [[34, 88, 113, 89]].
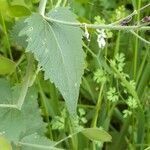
[[97, 29, 107, 38], [97, 35, 106, 49], [96, 29, 107, 49], [84, 24, 90, 41]]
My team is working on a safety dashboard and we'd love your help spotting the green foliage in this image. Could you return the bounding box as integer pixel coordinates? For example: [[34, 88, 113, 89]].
[[0, 0, 150, 149]]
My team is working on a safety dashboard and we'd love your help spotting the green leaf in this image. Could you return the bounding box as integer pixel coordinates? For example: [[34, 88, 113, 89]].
[[17, 7, 85, 115], [20, 133, 62, 150], [0, 79, 46, 142], [8, 5, 31, 17], [0, 135, 12, 150], [0, 55, 16, 75], [81, 128, 112, 142]]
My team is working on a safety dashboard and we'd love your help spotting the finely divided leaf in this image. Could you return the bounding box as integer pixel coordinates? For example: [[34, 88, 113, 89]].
[[17, 7, 85, 115]]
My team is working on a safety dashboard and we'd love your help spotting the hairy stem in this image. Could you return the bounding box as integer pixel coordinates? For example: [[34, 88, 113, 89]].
[[39, 0, 48, 16], [44, 15, 150, 31], [43, 3, 150, 31]]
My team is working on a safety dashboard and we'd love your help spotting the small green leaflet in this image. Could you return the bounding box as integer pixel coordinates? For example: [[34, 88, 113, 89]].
[[81, 128, 112, 142], [14, 7, 85, 115]]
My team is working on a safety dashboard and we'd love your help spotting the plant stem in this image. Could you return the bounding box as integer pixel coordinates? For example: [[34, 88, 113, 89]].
[[54, 130, 81, 146], [39, 0, 48, 16], [44, 15, 150, 31], [68, 119, 78, 150], [17, 54, 33, 109], [43, 3, 150, 31], [114, 31, 121, 57], [82, 42, 97, 57], [133, 0, 142, 80], [91, 82, 105, 127]]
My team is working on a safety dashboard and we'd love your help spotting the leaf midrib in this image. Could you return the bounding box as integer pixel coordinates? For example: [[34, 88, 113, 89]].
[[43, 17, 71, 98]]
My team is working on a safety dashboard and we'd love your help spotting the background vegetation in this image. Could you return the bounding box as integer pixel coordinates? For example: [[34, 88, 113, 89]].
[[0, 0, 150, 149]]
